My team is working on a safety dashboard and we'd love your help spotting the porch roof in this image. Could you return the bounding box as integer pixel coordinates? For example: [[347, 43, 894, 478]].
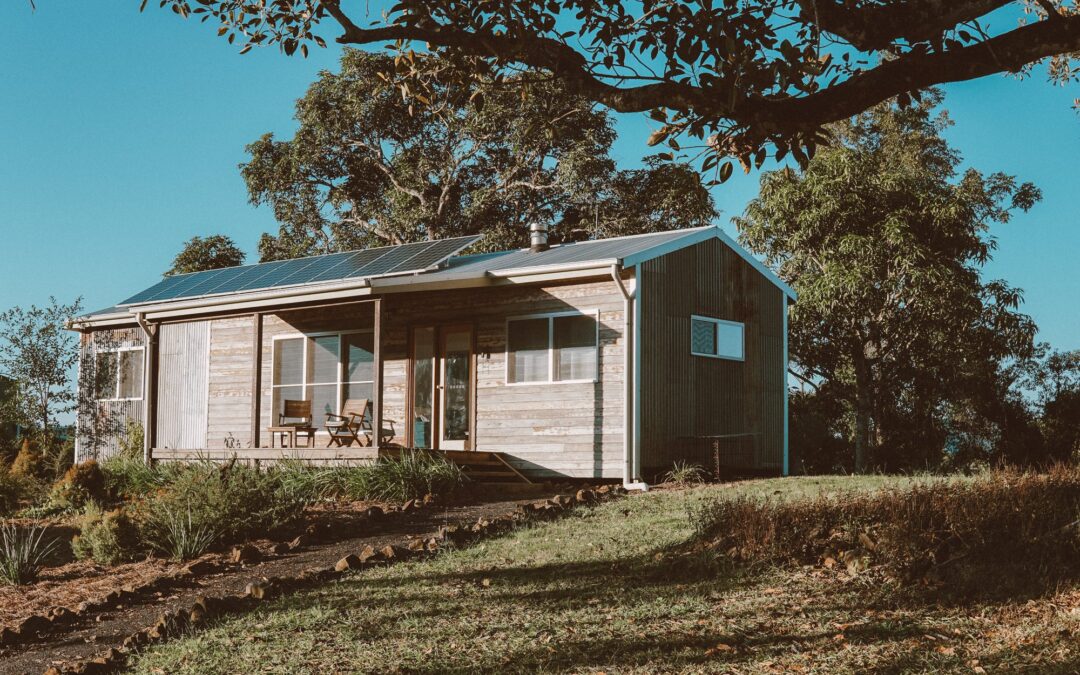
[[70, 226, 795, 328]]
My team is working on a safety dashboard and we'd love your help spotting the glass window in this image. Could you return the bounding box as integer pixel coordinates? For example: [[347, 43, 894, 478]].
[[691, 316, 744, 360], [553, 315, 597, 381], [118, 350, 144, 399], [95, 349, 144, 400], [508, 318, 550, 383], [411, 327, 435, 449], [272, 332, 376, 423], [95, 351, 118, 400], [507, 313, 598, 384]]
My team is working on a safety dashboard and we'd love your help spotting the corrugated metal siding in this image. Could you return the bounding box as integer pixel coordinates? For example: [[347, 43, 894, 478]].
[[639, 237, 786, 475], [156, 321, 210, 450], [75, 328, 146, 462]]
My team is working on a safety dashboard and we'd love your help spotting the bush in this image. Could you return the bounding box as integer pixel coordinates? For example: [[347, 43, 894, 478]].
[[272, 459, 351, 503], [346, 451, 466, 503], [9, 438, 43, 480], [48, 460, 106, 511], [0, 472, 31, 516], [690, 466, 1080, 600], [72, 502, 141, 565], [661, 461, 709, 486], [118, 419, 144, 460], [101, 455, 184, 500], [0, 523, 58, 585], [133, 460, 307, 556]]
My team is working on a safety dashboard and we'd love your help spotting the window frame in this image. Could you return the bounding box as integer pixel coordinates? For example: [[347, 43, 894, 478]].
[[95, 346, 146, 402], [270, 330, 376, 427], [504, 309, 600, 386], [690, 315, 745, 362]]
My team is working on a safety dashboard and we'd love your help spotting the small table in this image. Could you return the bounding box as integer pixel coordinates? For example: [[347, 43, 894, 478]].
[[268, 425, 316, 448]]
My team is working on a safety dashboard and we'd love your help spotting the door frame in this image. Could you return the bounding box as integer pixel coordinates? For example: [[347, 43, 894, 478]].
[[407, 322, 477, 451]]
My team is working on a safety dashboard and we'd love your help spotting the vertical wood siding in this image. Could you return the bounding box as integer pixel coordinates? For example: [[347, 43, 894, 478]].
[[75, 327, 145, 462], [205, 317, 255, 449], [381, 280, 626, 479], [156, 321, 210, 449], [639, 238, 786, 475]]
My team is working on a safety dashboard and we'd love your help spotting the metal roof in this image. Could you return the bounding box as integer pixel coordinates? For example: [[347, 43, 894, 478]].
[[74, 226, 794, 323]]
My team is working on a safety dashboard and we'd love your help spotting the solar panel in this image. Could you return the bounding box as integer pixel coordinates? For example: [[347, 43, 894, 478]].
[[119, 235, 481, 306]]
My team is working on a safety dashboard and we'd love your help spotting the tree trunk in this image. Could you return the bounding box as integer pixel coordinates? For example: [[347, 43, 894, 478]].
[[853, 352, 873, 473]]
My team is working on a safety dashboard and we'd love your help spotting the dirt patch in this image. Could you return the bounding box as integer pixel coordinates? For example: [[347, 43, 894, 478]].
[[0, 490, 581, 675]]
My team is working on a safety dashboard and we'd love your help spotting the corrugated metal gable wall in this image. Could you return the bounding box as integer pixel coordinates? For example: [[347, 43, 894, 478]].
[[156, 321, 210, 449]]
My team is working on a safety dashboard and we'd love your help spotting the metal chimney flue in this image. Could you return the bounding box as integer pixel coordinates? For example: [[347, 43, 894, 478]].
[[529, 222, 550, 253]]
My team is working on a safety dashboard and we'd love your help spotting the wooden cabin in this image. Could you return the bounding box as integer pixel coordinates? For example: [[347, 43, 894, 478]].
[[70, 226, 795, 485]]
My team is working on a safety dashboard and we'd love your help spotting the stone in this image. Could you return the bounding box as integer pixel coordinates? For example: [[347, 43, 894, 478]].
[[575, 489, 596, 503], [244, 582, 268, 600], [406, 538, 426, 552], [379, 544, 405, 560], [401, 498, 418, 512], [422, 493, 435, 505], [425, 537, 440, 552], [335, 554, 362, 572], [365, 505, 385, 521], [184, 559, 216, 576], [357, 544, 379, 563], [230, 543, 261, 564], [16, 614, 50, 636], [596, 484, 612, 495], [288, 535, 306, 550], [269, 542, 290, 556]]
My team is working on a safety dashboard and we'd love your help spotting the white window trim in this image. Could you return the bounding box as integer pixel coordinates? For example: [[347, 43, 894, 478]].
[[96, 346, 146, 402], [504, 309, 601, 386], [271, 330, 376, 429], [690, 315, 745, 362]]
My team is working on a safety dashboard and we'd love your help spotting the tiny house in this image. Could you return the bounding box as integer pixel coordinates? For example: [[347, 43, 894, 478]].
[[71, 225, 794, 485]]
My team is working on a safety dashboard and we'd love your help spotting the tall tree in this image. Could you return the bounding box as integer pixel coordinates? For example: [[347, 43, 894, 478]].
[[150, 1, 1080, 176], [245, 50, 716, 259], [167, 235, 246, 275], [0, 298, 83, 442], [736, 92, 1040, 471]]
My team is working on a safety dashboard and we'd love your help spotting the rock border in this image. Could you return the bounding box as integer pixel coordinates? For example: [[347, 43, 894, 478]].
[[42, 485, 625, 674]]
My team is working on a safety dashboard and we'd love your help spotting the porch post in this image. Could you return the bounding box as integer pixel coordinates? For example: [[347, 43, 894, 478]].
[[373, 298, 383, 449], [137, 315, 159, 464], [250, 312, 263, 448]]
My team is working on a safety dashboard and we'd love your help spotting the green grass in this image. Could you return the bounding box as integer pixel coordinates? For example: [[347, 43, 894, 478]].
[[127, 475, 1079, 674]]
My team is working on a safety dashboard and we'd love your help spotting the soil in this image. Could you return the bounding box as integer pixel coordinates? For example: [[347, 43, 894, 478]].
[[0, 488, 564, 675]]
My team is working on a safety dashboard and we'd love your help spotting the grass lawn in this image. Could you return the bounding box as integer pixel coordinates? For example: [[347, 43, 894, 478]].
[[128, 475, 1079, 674]]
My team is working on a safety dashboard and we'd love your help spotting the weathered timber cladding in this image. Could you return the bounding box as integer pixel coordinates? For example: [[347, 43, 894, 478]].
[[156, 321, 210, 449], [205, 316, 255, 449], [75, 327, 145, 462], [639, 237, 786, 475], [381, 279, 626, 479]]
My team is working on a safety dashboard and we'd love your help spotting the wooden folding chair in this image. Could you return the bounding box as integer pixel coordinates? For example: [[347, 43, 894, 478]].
[[325, 398, 369, 448], [269, 399, 316, 448]]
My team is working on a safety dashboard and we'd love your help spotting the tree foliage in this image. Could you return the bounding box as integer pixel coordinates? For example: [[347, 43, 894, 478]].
[[146, 0, 1080, 177], [0, 298, 83, 441], [736, 92, 1041, 471], [245, 49, 716, 259], [166, 234, 246, 275]]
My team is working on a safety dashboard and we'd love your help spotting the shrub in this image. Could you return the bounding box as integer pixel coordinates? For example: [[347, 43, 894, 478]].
[[101, 455, 184, 500], [72, 502, 141, 565], [272, 458, 351, 502], [133, 460, 307, 555], [346, 451, 466, 503], [0, 523, 58, 585], [138, 501, 218, 561], [689, 466, 1080, 600], [9, 438, 43, 480], [118, 420, 144, 460], [48, 460, 107, 511], [661, 461, 709, 486], [0, 472, 31, 516]]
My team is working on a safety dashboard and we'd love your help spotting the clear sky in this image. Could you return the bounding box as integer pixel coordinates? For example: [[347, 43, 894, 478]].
[[1, 4, 1077, 350]]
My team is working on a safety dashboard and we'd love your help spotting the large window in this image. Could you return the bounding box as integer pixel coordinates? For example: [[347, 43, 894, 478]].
[[507, 312, 598, 384], [95, 348, 144, 401], [691, 315, 744, 361], [272, 332, 374, 422]]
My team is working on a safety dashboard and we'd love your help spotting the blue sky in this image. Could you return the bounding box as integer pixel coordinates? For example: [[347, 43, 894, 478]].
[[1, 3, 1077, 350]]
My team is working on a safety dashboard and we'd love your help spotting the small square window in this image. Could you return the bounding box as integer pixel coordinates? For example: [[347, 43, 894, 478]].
[[691, 316, 744, 360]]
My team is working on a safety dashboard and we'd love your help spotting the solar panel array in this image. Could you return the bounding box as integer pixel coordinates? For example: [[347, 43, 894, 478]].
[[121, 235, 481, 306]]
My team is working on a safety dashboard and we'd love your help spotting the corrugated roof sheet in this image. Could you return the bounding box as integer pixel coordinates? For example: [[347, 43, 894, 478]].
[[76, 226, 793, 322]]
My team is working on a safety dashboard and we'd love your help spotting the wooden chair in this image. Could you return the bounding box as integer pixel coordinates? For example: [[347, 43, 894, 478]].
[[269, 399, 316, 448], [325, 398, 397, 448]]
